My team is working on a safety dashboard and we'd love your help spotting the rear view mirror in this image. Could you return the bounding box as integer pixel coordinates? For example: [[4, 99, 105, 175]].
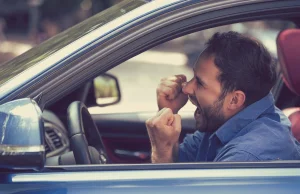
[[0, 98, 45, 170], [93, 73, 121, 106]]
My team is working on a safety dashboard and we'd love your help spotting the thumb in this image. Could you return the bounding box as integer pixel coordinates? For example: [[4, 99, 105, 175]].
[[172, 114, 182, 133], [177, 92, 188, 103]]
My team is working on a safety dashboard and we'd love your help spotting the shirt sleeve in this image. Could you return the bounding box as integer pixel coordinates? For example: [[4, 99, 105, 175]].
[[178, 131, 204, 162], [214, 149, 260, 162]]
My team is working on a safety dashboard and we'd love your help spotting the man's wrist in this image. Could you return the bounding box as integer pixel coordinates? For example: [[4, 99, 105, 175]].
[[151, 151, 173, 163], [151, 144, 178, 163]]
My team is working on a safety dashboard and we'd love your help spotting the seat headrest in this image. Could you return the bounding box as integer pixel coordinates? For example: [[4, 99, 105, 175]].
[[277, 29, 300, 96]]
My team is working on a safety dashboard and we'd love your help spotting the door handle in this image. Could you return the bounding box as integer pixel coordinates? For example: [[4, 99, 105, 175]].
[[114, 149, 150, 160]]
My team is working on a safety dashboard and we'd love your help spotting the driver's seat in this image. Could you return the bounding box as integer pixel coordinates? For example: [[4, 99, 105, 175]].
[[277, 29, 300, 141]]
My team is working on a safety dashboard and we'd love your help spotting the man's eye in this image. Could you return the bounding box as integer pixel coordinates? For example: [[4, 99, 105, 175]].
[[197, 80, 203, 87], [193, 76, 204, 88]]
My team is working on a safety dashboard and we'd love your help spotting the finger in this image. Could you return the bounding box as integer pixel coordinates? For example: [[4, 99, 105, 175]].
[[161, 80, 182, 93], [146, 117, 155, 129], [172, 114, 182, 133], [167, 114, 174, 126], [161, 74, 186, 84], [158, 86, 181, 100], [181, 82, 187, 91], [175, 74, 187, 83], [157, 86, 177, 99], [156, 107, 167, 117], [157, 108, 174, 125]]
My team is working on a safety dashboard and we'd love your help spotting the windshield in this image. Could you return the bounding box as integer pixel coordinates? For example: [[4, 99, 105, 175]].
[[0, 0, 146, 86]]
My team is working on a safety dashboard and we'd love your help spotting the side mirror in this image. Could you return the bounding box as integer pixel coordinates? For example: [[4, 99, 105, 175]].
[[0, 98, 45, 170], [93, 73, 121, 107]]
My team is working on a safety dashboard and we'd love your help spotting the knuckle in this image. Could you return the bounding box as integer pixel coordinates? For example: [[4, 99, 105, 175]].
[[146, 118, 151, 125], [152, 118, 159, 127], [171, 87, 177, 94], [145, 119, 151, 126], [146, 118, 154, 128], [165, 108, 173, 114], [165, 87, 172, 95]]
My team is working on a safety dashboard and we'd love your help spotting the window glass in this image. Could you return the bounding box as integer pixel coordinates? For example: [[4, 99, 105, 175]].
[[88, 20, 295, 114]]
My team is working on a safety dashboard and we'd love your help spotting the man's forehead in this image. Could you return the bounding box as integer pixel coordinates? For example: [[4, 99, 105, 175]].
[[194, 54, 214, 71], [193, 55, 220, 80]]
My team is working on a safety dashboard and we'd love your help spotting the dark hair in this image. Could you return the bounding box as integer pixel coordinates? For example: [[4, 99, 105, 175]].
[[203, 31, 277, 106]]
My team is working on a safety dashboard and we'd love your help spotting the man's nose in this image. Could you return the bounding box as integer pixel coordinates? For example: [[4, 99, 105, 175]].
[[182, 79, 194, 95]]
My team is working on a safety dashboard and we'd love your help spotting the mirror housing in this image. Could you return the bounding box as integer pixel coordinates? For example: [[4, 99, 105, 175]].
[[0, 98, 45, 170], [93, 73, 121, 107]]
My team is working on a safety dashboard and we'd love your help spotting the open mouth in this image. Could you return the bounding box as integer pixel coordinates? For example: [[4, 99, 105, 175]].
[[189, 96, 201, 111], [188, 96, 198, 106], [190, 97, 202, 118], [194, 107, 202, 117]]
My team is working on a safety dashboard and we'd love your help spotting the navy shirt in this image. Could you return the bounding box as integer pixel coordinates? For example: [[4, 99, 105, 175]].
[[178, 93, 300, 162]]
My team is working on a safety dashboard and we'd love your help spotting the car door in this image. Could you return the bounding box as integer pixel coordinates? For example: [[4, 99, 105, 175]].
[[3, 163, 300, 194]]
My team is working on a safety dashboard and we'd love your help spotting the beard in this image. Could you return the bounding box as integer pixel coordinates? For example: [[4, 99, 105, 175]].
[[194, 97, 226, 133]]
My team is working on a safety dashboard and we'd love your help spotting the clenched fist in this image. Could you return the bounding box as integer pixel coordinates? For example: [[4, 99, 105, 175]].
[[157, 74, 188, 114], [146, 108, 181, 163]]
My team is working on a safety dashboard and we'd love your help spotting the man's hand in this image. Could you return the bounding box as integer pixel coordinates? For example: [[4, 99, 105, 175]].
[[157, 74, 188, 114], [146, 108, 181, 163]]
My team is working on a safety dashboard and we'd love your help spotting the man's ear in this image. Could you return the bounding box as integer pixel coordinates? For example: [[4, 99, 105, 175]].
[[227, 90, 246, 110]]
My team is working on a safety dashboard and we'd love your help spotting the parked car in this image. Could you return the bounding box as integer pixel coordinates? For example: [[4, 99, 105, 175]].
[[1, 0, 300, 193]]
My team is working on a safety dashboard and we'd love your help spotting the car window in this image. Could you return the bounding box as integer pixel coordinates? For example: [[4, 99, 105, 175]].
[[88, 20, 294, 114]]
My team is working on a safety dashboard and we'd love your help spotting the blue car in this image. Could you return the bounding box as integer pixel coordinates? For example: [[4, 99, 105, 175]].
[[1, 0, 300, 193]]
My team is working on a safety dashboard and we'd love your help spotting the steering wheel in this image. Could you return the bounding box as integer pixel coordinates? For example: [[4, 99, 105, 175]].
[[67, 101, 107, 164]]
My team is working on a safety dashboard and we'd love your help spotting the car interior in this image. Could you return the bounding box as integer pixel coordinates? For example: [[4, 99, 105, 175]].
[[277, 29, 300, 141], [42, 18, 300, 166]]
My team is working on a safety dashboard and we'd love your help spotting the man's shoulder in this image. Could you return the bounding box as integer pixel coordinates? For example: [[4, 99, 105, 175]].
[[237, 106, 291, 142], [224, 116, 300, 161]]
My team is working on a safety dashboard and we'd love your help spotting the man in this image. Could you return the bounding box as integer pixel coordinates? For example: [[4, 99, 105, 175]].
[[146, 31, 300, 163]]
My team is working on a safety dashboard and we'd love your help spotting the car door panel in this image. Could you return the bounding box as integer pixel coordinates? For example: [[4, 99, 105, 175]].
[[92, 112, 196, 163], [4, 166, 300, 194]]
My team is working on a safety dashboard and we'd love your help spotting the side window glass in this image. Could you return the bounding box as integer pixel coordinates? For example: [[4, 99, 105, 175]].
[[89, 20, 294, 113]]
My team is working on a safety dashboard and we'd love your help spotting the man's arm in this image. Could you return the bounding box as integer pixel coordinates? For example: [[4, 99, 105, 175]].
[[146, 75, 188, 163], [146, 108, 181, 163], [148, 124, 204, 163]]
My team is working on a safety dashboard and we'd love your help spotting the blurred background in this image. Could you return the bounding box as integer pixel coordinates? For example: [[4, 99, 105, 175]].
[[0, 0, 121, 64], [0, 0, 294, 113]]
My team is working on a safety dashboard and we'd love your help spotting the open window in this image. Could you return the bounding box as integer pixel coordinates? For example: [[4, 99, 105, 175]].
[[81, 19, 296, 164]]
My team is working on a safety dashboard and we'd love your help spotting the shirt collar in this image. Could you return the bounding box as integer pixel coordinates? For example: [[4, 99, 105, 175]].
[[213, 92, 275, 145]]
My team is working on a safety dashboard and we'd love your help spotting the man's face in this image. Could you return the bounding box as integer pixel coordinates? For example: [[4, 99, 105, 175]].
[[182, 55, 227, 133]]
